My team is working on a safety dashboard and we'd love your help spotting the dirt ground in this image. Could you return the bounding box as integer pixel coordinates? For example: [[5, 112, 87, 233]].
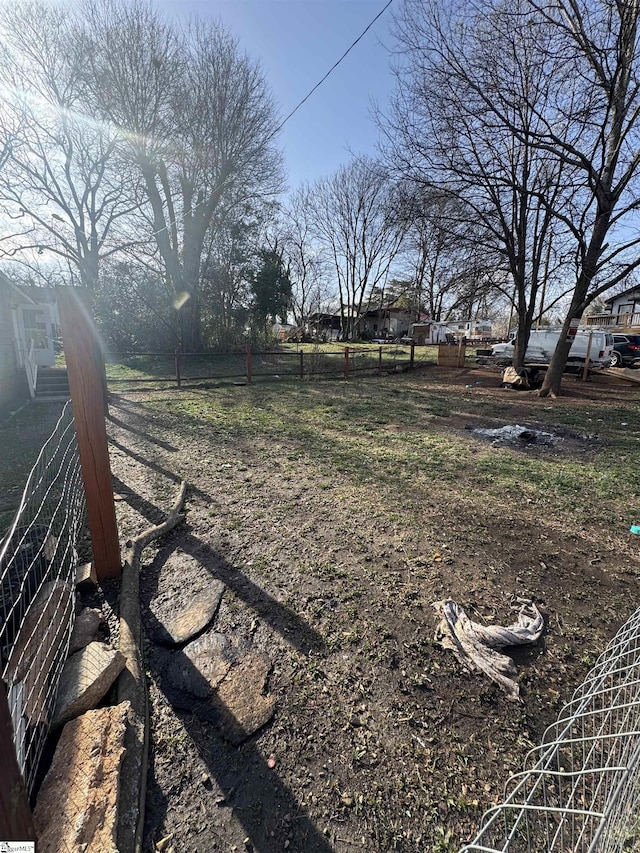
[[0, 401, 65, 537], [105, 366, 640, 852]]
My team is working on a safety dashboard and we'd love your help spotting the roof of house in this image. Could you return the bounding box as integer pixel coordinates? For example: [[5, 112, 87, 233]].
[[308, 311, 342, 321], [15, 284, 57, 305], [359, 304, 414, 318], [0, 271, 38, 306], [604, 285, 640, 306]]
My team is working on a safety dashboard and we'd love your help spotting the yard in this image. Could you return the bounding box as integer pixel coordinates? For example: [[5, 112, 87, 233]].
[[92, 367, 640, 849], [3, 364, 640, 850]]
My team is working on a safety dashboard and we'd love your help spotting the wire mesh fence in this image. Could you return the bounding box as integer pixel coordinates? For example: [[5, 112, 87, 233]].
[[104, 351, 177, 385], [0, 401, 85, 794], [246, 349, 301, 380], [460, 606, 640, 852]]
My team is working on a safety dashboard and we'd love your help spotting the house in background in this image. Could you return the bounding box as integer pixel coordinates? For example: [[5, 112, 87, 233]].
[[355, 305, 415, 340], [411, 318, 493, 344], [0, 272, 59, 416], [585, 285, 640, 330], [306, 312, 343, 341]]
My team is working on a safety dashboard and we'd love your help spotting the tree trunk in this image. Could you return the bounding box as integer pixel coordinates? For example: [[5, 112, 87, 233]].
[[512, 335, 528, 372], [79, 251, 100, 290], [179, 294, 202, 353], [537, 315, 575, 398], [512, 275, 539, 371], [539, 210, 612, 397]]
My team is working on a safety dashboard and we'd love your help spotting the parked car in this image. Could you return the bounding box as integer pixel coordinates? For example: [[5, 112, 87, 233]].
[[490, 328, 614, 368], [610, 334, 640, 367]]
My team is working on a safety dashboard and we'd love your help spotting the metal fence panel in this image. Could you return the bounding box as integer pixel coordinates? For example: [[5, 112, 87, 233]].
[[460, 607, 640, 852], [0, 401, 85, 793]]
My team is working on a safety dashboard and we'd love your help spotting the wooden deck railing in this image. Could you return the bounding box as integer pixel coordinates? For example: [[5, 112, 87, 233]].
[[22, 338, 38, 399], [585, 312, 640, 329]]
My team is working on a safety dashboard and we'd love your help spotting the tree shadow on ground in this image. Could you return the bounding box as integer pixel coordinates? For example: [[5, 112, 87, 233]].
[[106, 411, 178, 452], [116, 482, 331, 852], [117, 480, 322, 657], [118, 480, 333, 853], [145, 628, 333, 853], [108, 435, 212, 503]]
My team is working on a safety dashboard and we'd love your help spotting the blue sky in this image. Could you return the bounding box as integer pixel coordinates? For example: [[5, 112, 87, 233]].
[[155, 0, 397, 190]]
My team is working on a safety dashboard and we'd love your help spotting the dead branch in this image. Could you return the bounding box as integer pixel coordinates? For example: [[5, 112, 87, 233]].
[[124, 479, 188, 560], [117, 479, 188, 853]]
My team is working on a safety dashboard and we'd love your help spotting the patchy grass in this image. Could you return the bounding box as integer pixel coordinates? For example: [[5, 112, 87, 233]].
[[143, 370, 638, 532], [105, 366, 640, 852], [105, 353, 176, 382]]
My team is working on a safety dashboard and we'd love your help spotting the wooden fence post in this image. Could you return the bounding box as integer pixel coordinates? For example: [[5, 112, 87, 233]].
[[56, 285, 121, 580], [94, 339, 109, 415], [344, 346, 350, 380], [379, 346, 383, 371], [0, 680, 37, 842], [299, 351, 304, 379], [246, 345, 252, 384], [175, 348, 182, 388], [457, 336, 466, 368], [410, 342, 415, 370], [582, 332, 593, 382]]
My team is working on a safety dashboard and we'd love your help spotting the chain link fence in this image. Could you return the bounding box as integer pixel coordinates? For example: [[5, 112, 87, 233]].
[[461, 606, 640, 852], [0, 401, 85, 794]]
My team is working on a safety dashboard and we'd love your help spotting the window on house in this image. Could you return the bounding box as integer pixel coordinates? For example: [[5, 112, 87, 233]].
[[22, 308, 48, 348]]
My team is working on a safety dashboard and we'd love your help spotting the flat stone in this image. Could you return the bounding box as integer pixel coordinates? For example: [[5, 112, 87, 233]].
[[164, 632, 237, 698], [163, 634, 274, 744], [151, 586, 225, 646], [34, 701, 130, 853], [215, 651, 276, 744], [146, 550, 225, 646], [52, 641, 126, 728], [75, 561, 97, 590], [68, 606, 103, 655], [6, 580, 74, 725]]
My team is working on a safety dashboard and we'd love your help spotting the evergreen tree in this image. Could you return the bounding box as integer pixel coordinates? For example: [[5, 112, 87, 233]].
[[251, 249, 292, 338]]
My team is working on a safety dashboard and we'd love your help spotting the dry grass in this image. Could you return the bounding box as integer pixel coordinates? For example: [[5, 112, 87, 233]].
[[103, 366, 640, 852]]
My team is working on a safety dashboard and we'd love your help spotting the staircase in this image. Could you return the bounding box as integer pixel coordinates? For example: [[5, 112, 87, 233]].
[[35, 367, 70, 402]]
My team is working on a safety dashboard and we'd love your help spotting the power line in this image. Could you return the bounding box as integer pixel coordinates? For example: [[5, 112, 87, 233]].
[[153, 0, 396, 238], [267, 0, 396, 141]]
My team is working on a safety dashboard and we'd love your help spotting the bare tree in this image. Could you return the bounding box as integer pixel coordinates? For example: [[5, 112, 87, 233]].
[[389, 0, 640, 393], [79, 0, 284, 350], [525, 0, 640, 395], [277, 186, 331, 334], [0, 0, 140, 288], [396, 187, 503, 323], [384, 0, 575, 369], [307, 157, 405, 340]]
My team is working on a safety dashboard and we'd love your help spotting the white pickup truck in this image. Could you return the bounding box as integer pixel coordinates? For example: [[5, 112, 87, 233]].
[[490, 328, 614, 368]]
